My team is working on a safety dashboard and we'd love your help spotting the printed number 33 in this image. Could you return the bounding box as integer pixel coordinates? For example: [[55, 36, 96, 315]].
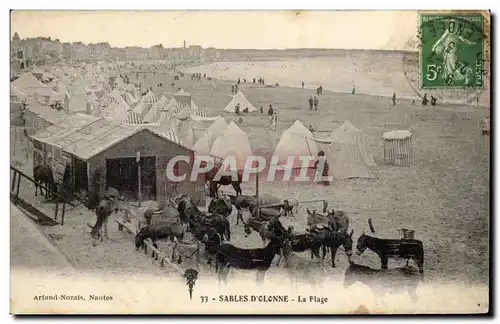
[[426, 64, 439, 81], [200, 296, 209, 303]]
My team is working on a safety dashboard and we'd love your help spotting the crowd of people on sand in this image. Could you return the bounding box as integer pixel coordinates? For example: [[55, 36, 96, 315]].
[[191, 72, 206, 81]]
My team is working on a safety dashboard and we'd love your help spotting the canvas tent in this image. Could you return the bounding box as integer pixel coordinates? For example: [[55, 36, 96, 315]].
[[272, 120, 319, 169], [326, 120, 376, 179], [192, 117, 229, 156], [210, 121, 253, 170], [330, 120, 376, 167], [223, 91, 257, 113]]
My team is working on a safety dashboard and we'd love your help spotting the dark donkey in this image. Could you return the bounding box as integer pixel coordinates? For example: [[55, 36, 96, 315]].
[[356, 233, 424, 281], [33, 164, 57, 199], [178, 197, 231, 241], [215, 218, 288, 285], [90, 198, 119, 246], [203, 163, 243, 198], [314, 229, 354, 267]]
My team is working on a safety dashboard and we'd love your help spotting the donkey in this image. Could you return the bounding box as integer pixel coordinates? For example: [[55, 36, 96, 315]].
[[33, 164, 57, 199], [314, 229, 354, 267], [204, 164, 243, 198], [343, 261, 420, 304], [90, 198, 119, 246], [356, 233, 424, 281], [216, 218, 288, 285]]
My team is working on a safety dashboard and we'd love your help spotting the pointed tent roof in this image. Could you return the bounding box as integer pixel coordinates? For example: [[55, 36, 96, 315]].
[[192, 117, 229, 155], [223, 91, 257, 113], [11, 72, 48, 92], [101, 100, 129, 122], [325, 120, 376, 179], [330, 120, 376, 167], [272, 120, 319, 168], [210, 121, 253, 170]]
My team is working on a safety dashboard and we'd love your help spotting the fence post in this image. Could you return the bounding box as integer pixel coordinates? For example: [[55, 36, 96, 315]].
[[11, 171, 18, 193], [15, 174, 21, 198], [54, 202, 59, 221], [61, 201, 66, 226], [196, 242, 200, 271]]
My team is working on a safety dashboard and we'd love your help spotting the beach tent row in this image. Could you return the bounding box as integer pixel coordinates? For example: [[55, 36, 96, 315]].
[[191, 116, 253, 170], [273, 120, 376, 180]]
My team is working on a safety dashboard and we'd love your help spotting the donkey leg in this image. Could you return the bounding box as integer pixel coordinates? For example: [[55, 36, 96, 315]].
[[330, 247, 338, 268], [104, 216, 109, 239], [381, 257, 389, 270]]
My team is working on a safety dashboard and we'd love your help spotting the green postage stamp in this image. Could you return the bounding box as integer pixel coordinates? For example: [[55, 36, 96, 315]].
[[419, 12, 486, 89]]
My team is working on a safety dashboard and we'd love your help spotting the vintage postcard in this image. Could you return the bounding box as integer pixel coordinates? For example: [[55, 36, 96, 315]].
[[9, 10, 491, 315]]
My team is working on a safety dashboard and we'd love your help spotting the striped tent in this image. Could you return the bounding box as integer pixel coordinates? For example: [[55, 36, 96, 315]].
[[126, 111, 143, 124], [190, 100, 208, 117]]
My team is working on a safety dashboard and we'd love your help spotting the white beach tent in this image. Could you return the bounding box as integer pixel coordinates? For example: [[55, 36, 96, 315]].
[[192, 116, 229, 155], [327, 120, 375, 179], [223, 91, 257, 113], [330, 120, 376, 167], [272, 120, 319, 169], [210, 121, 253, 170]]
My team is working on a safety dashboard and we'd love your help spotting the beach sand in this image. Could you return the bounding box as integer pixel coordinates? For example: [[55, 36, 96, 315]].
[[10, 64, 489, 290]]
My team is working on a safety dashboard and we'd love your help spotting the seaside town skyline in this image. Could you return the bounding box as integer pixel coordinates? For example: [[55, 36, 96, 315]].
[[11, 11, 418, 51]]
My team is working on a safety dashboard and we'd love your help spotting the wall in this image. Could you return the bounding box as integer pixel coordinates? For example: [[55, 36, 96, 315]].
[[87, 129, 205, 205]]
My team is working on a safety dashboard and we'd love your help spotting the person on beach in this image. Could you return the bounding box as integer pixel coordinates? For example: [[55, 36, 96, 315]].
[[309, 124, 315, 133], [314, 150, 330, 186], [313, 96, 319, 111], [302, 81, 305, 89], [238, 77, 241, 85], [231, 85, 235, 94], [422, 94, 428, 106], [235, 84, 239, 93], [271, 112, 278, 131], [392, 93, 397, 106], [260, 106, 264, 114], [253, 78, 256, 84], [235, 103, 241, 115], [352, 85, 356, 95], [268, 105, 274, 116], [309, 97, 314, 110], [431, 96, 437, 106]]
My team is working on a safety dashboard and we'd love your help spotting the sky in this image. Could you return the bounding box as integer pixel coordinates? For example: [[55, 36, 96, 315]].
[[10, 11, 418, 50]]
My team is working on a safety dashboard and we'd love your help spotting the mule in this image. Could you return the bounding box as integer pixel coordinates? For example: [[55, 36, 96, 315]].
[[134, 222, 185, 250], [90, 198, 119, 246], [178, 197, 231, 241], [343, 262, 420, 304], [204, 164, 243, 198], [314, 229, 354, 267], [356, 233, 424, 281], [243, 218, 277, 247], [215, 218, 288, 285], [208, 196, 233, 218], [33, 164, 57, 199]]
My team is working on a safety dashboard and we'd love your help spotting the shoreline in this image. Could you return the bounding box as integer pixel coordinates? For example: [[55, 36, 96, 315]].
[[177, 59, 488, 108]]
